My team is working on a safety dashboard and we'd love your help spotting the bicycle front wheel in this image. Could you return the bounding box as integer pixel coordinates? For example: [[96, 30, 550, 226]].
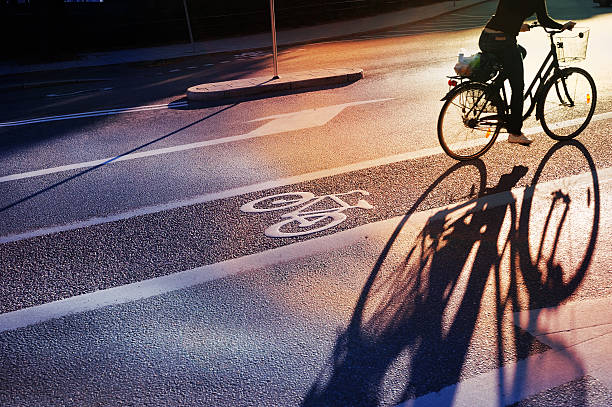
[[537, 67, 597, 140], [438, 82, 502, 161]]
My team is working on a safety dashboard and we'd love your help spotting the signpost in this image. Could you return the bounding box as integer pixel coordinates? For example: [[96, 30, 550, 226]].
[[269, 0, 279, 79]]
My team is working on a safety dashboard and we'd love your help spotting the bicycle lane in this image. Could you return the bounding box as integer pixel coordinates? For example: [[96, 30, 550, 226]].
[[1, 111, 612, 314], [1, 144, 612, 406]]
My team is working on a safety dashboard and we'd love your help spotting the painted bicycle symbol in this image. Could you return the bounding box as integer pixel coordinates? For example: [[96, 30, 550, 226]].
[[240, 190, 374, 238]]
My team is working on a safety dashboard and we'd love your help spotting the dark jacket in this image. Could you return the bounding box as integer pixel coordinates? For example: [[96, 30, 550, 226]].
[[485, 0, 563, 36]]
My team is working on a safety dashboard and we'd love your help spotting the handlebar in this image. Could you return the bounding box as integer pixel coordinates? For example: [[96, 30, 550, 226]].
[[528, 22, 563, 34], [528, 21, 578, 35]]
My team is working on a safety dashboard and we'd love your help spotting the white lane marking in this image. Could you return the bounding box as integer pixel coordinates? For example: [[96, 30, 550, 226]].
[[46, 90, 91, 97], [0, 145, 442, 244], [0, 99, 392, 184], [0, 101, 188, 128], [2, 126, 611, 246], [515, 297, 612, 390], [0, 167, 608, 333], [398, 297, 612, 407], [169, 69, 181, 72], [0, 107, 608, 243], [46, 87, 114, 98]]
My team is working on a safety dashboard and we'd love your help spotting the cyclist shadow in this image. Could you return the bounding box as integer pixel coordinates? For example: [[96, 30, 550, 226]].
[[302, 141, 599, 407]]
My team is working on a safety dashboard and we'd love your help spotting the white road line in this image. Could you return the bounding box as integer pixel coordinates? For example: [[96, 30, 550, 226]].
[[0, 99, 392, 184], [46, 87, 114, 98], [46, 89, 92, 98], [0, 145, 439, 244], [0, 101, 188, 128], [0, 167, 608, 333], [396, 347, 582, 407], [1, 109, 610, 244], [1, 105, 607, 185]]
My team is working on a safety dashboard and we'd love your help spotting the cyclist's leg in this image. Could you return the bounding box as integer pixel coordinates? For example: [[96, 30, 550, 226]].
[[502, 44, 525, 136], [480, 31, 530, 144]]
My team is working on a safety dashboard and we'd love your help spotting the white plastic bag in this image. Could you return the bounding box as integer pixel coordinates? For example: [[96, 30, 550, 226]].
[[454, 52, 481, 77]]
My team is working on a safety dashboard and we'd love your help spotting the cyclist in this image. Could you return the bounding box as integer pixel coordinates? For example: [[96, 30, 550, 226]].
[[479, 0, 575, 145]]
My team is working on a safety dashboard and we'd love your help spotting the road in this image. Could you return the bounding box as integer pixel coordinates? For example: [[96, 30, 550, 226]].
[[1, 0, 612, 406]]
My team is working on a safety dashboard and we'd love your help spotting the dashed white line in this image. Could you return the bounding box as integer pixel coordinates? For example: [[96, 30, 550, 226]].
[[0, 101, 188, 127]]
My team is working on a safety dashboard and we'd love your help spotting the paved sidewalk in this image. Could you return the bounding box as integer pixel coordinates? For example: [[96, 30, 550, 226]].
[[0, 0, 488, 77]]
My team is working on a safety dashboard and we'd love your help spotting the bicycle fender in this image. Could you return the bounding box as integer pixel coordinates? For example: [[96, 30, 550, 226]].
[[440, 82, 473, 101]]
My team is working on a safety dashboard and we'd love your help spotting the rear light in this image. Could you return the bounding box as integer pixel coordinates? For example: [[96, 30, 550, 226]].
[[448, 79, 458, 87]]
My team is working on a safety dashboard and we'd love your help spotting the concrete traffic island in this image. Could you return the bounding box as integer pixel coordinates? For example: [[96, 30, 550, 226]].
[[186, 67, 363, 101]]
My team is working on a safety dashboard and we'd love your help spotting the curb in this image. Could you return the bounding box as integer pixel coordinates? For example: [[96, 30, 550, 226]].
[[186, 68, 364, 101]]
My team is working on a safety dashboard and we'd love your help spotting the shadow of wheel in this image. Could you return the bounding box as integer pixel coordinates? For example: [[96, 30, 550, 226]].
[[517, 140, 600, 306]]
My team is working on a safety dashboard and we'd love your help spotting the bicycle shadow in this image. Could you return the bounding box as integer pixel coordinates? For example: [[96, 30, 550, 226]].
[[302, 140, 599, 406]]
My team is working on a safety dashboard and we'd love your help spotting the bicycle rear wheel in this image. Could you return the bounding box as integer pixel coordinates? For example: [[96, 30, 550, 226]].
[[537, 67, 597, 140], [438, 82, 502, 160]]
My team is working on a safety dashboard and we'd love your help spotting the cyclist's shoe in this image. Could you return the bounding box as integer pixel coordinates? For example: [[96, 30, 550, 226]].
[[508, 133, 533, 145]]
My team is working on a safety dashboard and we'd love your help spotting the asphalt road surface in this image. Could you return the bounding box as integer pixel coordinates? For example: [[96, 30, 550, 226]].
[[2, 0, 612, 406]]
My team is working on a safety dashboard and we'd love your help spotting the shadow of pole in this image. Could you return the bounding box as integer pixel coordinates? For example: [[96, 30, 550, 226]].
[[0, 103, 239, 214]]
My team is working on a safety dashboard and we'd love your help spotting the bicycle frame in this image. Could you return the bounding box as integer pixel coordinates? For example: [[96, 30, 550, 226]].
[[488, 25, 573, 122], [444, 25, 571, 127]]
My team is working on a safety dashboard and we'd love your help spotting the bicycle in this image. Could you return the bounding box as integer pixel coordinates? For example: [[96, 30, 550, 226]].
[[437, 22, 597, 161]]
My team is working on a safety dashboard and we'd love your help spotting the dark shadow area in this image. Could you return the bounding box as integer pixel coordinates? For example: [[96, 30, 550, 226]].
[[0, 102, 240, 214], [0, 73, 358, 151], [516, 140, 600, 309], [2, 1, 609, 59], [302, 140, 599, 406], [0, 53, 271, 149], [0, 0, 455, 59]]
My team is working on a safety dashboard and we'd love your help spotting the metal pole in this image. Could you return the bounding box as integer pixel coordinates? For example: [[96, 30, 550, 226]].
[[183, 0, 195, 50], [269, 0, 279, 79]]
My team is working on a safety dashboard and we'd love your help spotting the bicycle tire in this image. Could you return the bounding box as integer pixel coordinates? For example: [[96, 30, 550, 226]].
[[537, 67, 597, 140], [438, 82, 502, 161]]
